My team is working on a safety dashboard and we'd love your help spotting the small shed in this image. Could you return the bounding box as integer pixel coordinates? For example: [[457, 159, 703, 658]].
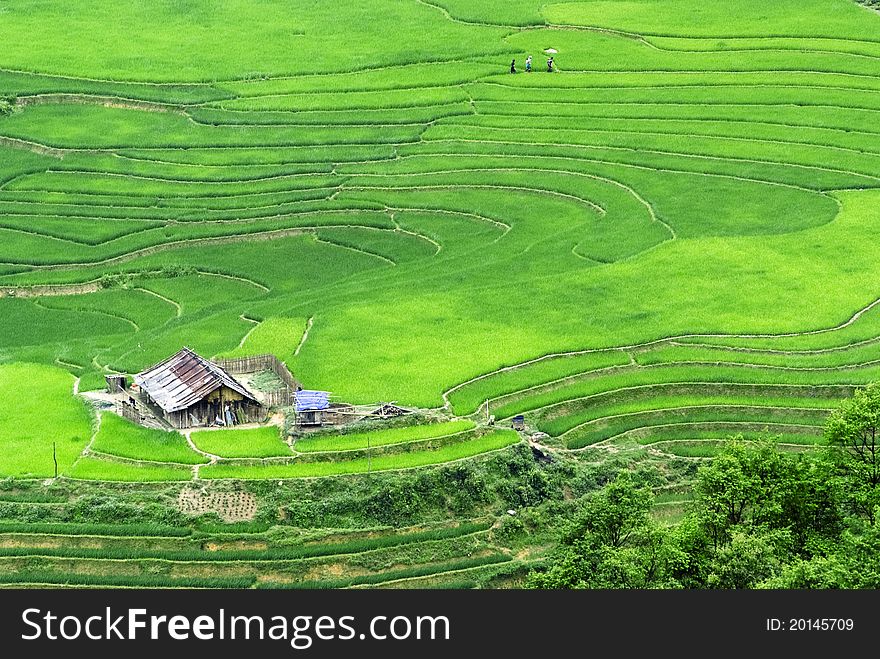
[[512, 415, 526, 431], [294, 390, 331, 427], [134, 347, 264, 429], [105, 374, 127, 393]]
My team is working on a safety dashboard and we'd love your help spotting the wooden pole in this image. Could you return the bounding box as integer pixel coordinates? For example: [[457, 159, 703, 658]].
[[52, 442, 58, 479], [367, 432, 372, 478], [485, 400, 490, 423]]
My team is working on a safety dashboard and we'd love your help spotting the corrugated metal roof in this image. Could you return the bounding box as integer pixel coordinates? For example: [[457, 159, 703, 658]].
[[134, 347, 259, 413], [294, 390, 331, 412]]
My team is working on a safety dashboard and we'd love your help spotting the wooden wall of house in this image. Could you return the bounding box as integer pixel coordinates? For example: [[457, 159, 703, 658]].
[[166, 398, 265, 429]]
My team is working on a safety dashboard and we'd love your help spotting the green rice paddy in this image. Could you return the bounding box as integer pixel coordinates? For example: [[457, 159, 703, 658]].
[[190, 426, 292, 459], [3, 0, 880, 475], [294, 420, 476, 453], [91, 413, 208, 465], [200, 429, 520, 479], [0, 364, 92, 478]]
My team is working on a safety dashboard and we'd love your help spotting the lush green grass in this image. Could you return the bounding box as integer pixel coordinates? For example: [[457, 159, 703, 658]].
[[295, 420, 477, 453], [66, 457, 192, 482], [190, 426, 291, 459], [217, 317, 307, 364], [0, 0, 510, 81], [0, 364, 93, 478], [90, 413, 207, 465], [201, 430, 520, 479], [2, 0, 880, 474]]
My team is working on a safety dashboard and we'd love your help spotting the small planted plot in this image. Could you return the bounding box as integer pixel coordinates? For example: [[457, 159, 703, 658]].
[[536, 394, 842, 438], [36, 288, 178, 332], [137, 273, 267, 315], [651, 440, 818, 458], [90, 413, 207, 465], [269, 555, 513, 589], [627, 423, 824, 447], [190, 426, 291, 459], [52, 418, 516, 482], [177, 489, 258, 522], [489, 363, 880, 422], [448, 350, 633, 416]]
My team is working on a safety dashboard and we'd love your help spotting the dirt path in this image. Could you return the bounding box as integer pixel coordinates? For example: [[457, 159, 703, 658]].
[[294, 316, 314, 357], [0, 281, 101, 298], [184, 430, 221, 481], [235, 315, 260, 349], [70, 406, 103, 471]]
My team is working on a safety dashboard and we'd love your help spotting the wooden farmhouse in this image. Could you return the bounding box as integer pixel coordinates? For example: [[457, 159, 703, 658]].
[[134, 347, 264, 429]]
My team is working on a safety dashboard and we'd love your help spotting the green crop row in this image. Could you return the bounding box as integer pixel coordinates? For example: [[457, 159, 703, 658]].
[[0, 571, 255, 588], [261, 554, 512, 589], [66, 457, 193, 482], [0, 522, 192, 537], [490, 363, 880, 421], [537, 394, 841, 438], [563, 405, 830, 449], [201, 431, 520, 480], [294, 420, 476, 453], [191, 426, 292, 459], [0, 522, 491, 562]]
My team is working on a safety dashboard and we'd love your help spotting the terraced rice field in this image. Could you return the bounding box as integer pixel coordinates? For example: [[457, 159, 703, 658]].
[[17, 405, 515, 482], [3, 0, 880, 469], [0, 513, 519, 589]]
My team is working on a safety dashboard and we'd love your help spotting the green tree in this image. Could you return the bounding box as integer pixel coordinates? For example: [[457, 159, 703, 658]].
[[763, 518, 880, 589], [692, 439, 840, 551], [692, 441, 761, 547], [825, 382, 880, 522], [706, 530, 786, 588], [526, 473, 677, 589], [561, 471, 653, 548]]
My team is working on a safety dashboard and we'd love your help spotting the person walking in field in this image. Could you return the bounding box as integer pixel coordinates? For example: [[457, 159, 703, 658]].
[[525, 55, 532, 73], [547, 56, 554, 72], [510, 58, 517, 73]]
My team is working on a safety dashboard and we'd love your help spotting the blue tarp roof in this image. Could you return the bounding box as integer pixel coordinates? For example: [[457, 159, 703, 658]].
[[294, 390, 331, 412]]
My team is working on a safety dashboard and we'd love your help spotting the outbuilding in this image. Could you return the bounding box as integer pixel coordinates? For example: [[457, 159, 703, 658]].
[[294, 389, 331, 428]]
